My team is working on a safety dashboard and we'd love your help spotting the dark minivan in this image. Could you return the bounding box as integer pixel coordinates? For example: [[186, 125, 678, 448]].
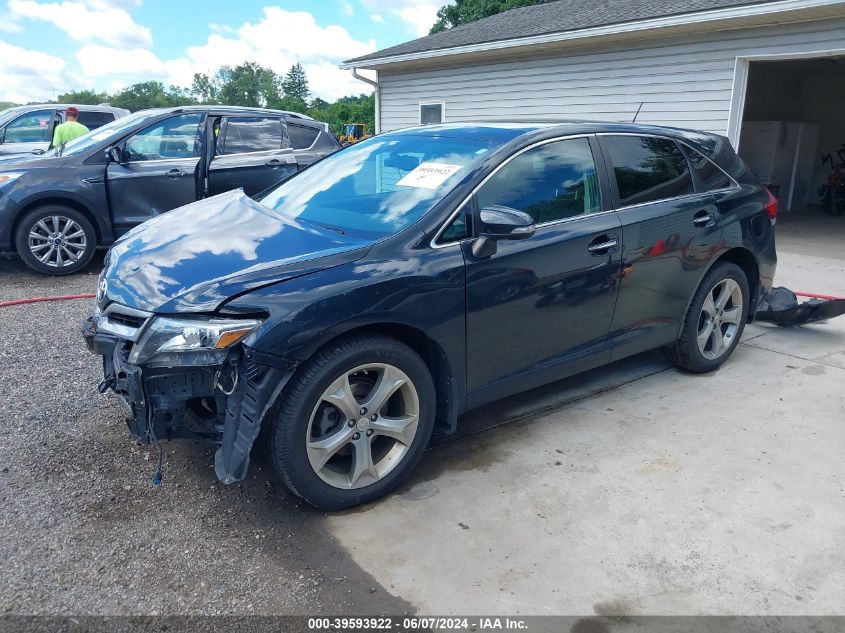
[[0, 106, 339, 274], [84, 122, 777, 510]]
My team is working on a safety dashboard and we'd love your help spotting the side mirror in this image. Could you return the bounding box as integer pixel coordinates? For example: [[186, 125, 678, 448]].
[[472, 206, 536, 258], [105, 145, 124, 164]]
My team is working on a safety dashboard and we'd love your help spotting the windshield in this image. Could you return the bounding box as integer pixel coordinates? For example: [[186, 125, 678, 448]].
[[258, 134, 499, 239], [58, 110, 158, 157]]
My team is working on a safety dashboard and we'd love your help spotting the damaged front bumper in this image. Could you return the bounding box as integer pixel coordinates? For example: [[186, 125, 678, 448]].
[[82, 312, 297, 484]]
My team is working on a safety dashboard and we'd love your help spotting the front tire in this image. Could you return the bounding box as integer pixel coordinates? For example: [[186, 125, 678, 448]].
[[269, 334, 436, 510], [15, 205, 96, 275], [668, 262, 749, 373]]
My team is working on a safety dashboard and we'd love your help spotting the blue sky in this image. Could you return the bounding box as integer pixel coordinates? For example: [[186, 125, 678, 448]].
[[0, 0, 442, 103]]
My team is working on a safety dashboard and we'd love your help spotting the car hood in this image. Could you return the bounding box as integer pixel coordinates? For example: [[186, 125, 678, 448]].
[[103, 189, 372, 313], [0, 154, 66, 169]]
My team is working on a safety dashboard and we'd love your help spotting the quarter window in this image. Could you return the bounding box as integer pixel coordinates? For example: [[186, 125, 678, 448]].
[[603, 135, 694, 206], [3, 109, 53, 143], [287, 124, 319, 150], [221, 117, 283, 154], [682, 144, 733, 192], [476, 138, 601, 224], [124, 114, 202, 162], [439, 211, 470, 244]]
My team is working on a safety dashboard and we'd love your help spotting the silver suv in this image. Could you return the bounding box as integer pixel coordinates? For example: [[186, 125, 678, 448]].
[[0, 104, 129, 157]]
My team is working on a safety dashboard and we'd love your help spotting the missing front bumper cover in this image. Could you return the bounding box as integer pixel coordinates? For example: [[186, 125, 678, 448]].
[[82, 317, 297, 484]]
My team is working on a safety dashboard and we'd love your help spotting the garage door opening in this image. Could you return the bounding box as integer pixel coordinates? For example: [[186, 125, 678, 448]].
[[739, 56, 845, 257]]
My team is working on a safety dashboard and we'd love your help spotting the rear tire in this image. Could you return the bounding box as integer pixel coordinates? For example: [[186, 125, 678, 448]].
[[269, 334, 436, 510], [15, 205, 96, 275], [668, 262, 749, 373]]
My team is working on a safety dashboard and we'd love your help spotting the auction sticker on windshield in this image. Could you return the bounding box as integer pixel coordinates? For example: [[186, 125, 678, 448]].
[[397, 162, 462, 189]]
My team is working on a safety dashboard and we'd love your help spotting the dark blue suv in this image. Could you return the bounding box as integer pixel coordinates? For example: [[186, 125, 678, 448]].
[[83, 122, 777, 509]]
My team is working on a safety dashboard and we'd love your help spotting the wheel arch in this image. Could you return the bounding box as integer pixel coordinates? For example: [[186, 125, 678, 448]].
[[715, 247, 761, 318], [286, 321, 461, 435], [11, 196, 104, 252]]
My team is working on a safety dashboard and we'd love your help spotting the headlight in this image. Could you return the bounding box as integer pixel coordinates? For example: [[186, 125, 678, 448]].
[[129, 316, 262, 367], [0, 172, 23, 187]]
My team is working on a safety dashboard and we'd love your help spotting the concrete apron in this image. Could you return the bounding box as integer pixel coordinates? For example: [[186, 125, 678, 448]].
[[326, 250, 845, 616]]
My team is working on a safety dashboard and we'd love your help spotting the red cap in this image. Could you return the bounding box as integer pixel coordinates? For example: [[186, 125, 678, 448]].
[[65, 106, 79, 116]]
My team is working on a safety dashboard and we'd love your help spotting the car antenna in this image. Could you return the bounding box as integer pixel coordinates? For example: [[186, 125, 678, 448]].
[[632, 102, 644, 123]]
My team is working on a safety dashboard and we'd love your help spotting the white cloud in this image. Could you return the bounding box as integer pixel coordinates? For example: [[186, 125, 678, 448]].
[[0, 39, 67, 102], [8, 0, 152, 47], [358, 0, 439, 36], [341, 1, 354, 17], [370, 13, 384, 24], [178, 8, 377, 100]]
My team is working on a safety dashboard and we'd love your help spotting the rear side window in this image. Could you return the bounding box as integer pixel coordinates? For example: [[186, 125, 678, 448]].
[[221, 117, 283, 154], [604, 135, 694, 206], [3, 109, 53, 143], [476, 137, 601, 224], [682, 144, 733, 191], [76, 111, 114, 130], [288, 124, 319, 149]]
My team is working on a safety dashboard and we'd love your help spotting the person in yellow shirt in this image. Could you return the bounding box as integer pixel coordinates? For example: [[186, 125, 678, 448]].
[[52, 107, 89, 146]]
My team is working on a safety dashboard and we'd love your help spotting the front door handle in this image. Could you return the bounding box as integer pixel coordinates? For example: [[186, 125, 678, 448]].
[[166, 168, 186, 179], [693, 211, 716, 228], [587, 236, 619, 255], [265, 159, 281, 168]]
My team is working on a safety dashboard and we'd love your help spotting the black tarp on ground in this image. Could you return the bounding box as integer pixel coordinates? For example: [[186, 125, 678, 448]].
[[756, 287, 845, 326]]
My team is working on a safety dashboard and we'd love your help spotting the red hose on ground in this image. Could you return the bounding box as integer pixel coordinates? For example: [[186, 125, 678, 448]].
[[0, 293, 95, 308], [795, 291, 845, 301]]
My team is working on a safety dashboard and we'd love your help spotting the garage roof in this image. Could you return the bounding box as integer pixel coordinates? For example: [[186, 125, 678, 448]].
[[343, 0, 795, 66]]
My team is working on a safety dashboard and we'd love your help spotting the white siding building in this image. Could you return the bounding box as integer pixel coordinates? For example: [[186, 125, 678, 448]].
[[342, 0, 845, 211]]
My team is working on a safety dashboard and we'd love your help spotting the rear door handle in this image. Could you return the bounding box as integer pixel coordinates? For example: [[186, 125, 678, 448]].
[[166, 168, 186, 179], [587, 236, 619, 255], [693, 211, 716, 228]]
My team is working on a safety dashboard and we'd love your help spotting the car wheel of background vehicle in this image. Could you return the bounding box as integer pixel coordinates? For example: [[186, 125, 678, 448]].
[[667, 262, 749, 373], [269, 334, 436, 510], [15, 205, 96, 275]]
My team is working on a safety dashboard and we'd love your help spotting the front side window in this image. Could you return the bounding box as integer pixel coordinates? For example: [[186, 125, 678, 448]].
[[124, 113, 202, 162], [420, 103, 443, 125], [3, 109, 53, 143], [221, 117, 283, 154], [682, 144, 733, 192], [603, 135, 694, 207], [258, 134, 501, 239], [476, 137, 601, 224]]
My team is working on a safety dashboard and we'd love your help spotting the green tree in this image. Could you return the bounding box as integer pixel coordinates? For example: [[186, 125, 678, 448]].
[[190, 73, 220, 104], [110, 81, 195, 111], [280, 62, 310, 106], [0, 101, 18, 112], [216, 62, 280, 107], [56, 89, 109, 105], [430, 0, 548, 33]]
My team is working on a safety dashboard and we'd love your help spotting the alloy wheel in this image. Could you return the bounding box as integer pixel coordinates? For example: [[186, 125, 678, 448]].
[[306, 363, 420, 489], [27, 215, 87, 269], [697, 278, 744, 361]]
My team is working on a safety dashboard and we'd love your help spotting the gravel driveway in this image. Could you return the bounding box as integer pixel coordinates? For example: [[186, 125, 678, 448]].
[[0, 255, 413, 616]]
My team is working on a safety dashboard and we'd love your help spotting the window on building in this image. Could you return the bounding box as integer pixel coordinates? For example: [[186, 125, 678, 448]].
[[476, 137, 601, 224], [419, 102, 444, 125], [603, 135, 695, 206], [221, 117, 283, 154]]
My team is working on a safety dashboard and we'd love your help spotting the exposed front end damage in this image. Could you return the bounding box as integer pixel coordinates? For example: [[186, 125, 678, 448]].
[[82, 305, 297, 484]]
